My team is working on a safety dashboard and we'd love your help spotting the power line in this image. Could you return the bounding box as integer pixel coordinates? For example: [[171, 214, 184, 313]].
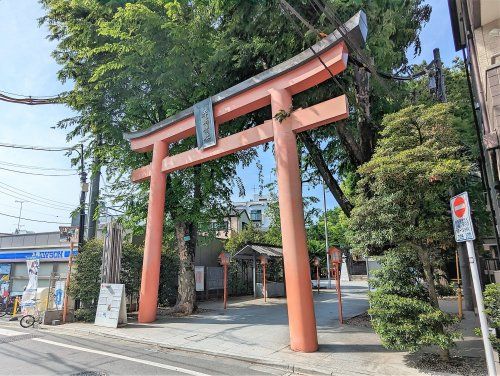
[[0, 166, 77, 177], [0, 91, 64, 105], [2, 202, 63, 218], [0, 142, 74, 152], [0, 89, 61, 99], [0, 160, 74, 172], [0, 189, 74, 212], [0, 211, 71, 225], [0, 181, 76, 208], [0, 186, 75, 211]]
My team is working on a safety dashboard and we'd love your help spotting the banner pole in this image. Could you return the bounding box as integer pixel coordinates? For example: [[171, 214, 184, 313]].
[[63, 242, 74, 324]]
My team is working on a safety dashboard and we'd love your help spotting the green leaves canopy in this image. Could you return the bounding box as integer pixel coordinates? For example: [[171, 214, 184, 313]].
[[349, 103, 472, 254]]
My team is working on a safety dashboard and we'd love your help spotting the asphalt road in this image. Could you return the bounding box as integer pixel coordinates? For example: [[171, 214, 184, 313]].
[[0, 325, 294, 376]]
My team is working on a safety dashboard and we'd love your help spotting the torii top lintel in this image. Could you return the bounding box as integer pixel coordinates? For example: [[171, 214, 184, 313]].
[[124, 11, 367, 154]]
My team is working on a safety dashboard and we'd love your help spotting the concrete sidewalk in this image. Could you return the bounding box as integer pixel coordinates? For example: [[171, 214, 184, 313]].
[[37, 281, 486, 375]]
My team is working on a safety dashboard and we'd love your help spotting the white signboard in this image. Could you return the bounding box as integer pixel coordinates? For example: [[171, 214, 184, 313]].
[[450, 192, 476, 242], [94, 283, 127, 328], [53, 281, 65, 310], [195, 266, 204, 292], [59, 226, 79, 243], [21, 258, 39, 314]]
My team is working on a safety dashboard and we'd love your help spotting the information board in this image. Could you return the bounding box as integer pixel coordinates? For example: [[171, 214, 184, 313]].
[[450, 192, 476, 242], [195, 266, 204, 292], [94, 283, 127, 328]]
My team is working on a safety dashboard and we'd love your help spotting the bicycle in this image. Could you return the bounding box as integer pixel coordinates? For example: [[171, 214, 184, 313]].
[[19, 302, 43, 328]]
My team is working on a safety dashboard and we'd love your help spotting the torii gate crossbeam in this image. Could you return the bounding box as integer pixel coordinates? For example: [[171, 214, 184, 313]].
[[125, 11, 367, 353]]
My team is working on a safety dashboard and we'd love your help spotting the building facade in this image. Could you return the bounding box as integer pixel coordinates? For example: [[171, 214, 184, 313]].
[[449, 0, 500, 262], [0, 231, 76, 296], [233, 195, 272, 230]]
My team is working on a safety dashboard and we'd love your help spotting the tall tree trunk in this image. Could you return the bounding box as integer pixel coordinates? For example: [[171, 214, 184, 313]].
[[354, 66, 375, 162], [336, 122, 364, 166], [174, 221, 197, 314], [173, 166, 201, 314], [298, 132, 353, 216], [417, 246, 450, 361]]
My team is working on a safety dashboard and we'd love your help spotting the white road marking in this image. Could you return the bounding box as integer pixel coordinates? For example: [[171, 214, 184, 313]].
[[0, 328, 26, 337], [32, 338, 210, 376]]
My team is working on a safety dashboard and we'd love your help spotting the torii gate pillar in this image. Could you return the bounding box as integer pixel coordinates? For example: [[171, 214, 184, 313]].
[[270, 88, 318, 352], [138, 140, 168, 323]]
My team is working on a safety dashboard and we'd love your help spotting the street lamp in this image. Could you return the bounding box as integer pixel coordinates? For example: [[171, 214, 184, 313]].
[[218, 252, 231, 309], [313, 256, 320, 294], [328, 246, 343, 324], [259, 255, 269, 302]]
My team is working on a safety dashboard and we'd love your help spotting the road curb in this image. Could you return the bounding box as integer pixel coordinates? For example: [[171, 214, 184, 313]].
[[39, 325, 338, 375]]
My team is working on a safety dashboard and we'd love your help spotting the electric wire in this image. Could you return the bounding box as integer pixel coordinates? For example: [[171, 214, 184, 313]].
[[0, 183, 76, 210], [0, 181, 76, 208], [0, 166, 77, 176], [0, 90, 65, 105], [0, 142, 74, 151], [2, 202, 63, 218], [0, 211, 71, 225], [278, 0, 362, 113], [308, 0, 431, 83], [0, 89, 61, 99], [0, 160, 74, 172], [0, 189, 75, 212]]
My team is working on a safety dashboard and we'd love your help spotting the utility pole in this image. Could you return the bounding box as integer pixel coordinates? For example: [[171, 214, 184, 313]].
[[87, 149, 101, 239], [78, 144, 88, 249], [429, 48, 447, 103], [15, 200, 24, 234], [433, 48, 447, 103]]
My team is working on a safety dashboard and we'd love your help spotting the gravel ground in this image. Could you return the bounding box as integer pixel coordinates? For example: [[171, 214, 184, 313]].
[[344, 311, 372, 328], [344, 312, 487, 376], [405, 353, 487, 376]]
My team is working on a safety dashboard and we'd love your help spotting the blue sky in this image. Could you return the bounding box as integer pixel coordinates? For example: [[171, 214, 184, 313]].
[[0, 0, 458, 233]]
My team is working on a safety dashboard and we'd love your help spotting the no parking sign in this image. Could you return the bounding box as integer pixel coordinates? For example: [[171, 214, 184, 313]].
[[450, 192, 475, 242]]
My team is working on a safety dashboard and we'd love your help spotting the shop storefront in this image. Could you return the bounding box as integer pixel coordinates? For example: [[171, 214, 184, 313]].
[[0, 232, 77, 296]]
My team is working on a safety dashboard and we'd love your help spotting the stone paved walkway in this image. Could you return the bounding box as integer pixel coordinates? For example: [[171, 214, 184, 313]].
[[35, 281, 488, 375]]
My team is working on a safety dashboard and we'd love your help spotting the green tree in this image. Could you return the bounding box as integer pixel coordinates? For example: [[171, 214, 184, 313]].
[[70, 238, 103, 307], [480, 283, 500, 352], [224, 225, 268, 254], [41, 0, 434, 315], [348, 103, 472, 358], [369, 249, 458, 356], [41, 0, 253, 314], [71, 239, 147, 305]]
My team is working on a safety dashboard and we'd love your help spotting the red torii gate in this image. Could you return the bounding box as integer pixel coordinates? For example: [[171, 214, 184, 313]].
[[125, 11, 366, 353]]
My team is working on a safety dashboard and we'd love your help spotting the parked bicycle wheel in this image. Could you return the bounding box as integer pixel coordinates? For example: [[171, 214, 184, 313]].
[[20, 315, 35, 328]]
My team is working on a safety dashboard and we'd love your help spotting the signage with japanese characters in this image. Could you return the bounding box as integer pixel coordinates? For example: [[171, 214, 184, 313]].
[[0, 248, 77, 262], [450, 192, 475, 242], [194, 97, 217, 150], [94, 283, 127, 328]]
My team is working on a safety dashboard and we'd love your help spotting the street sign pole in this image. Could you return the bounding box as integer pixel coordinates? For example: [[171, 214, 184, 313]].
[[451, 192, 496, 376], [465, 240, 496, 376]]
